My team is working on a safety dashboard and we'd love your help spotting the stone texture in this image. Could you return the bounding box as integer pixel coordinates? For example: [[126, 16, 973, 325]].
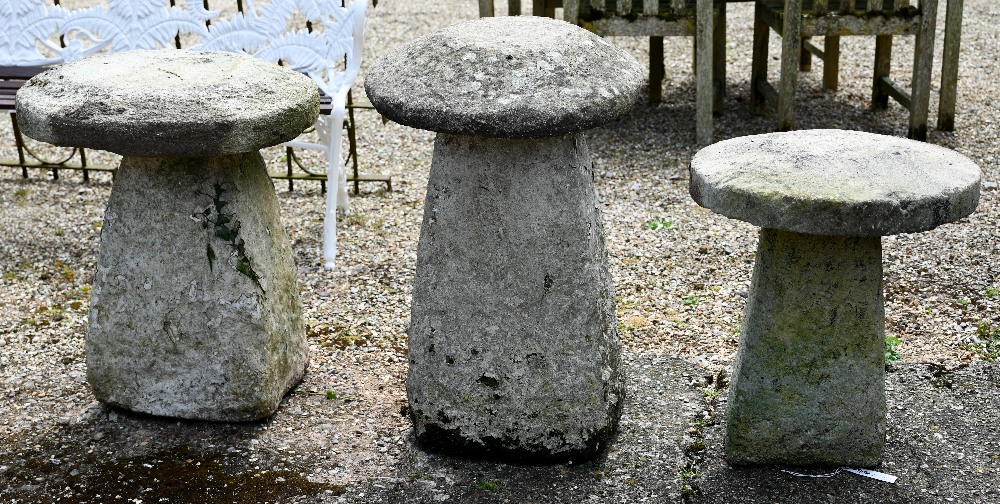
[[689, 129, 982, 236], [15, 50, 319, 157], [724, 229, 887, 466], [365, 16, 642, 138], [87, 153, 308, 421], [407, 133, 624, 462]]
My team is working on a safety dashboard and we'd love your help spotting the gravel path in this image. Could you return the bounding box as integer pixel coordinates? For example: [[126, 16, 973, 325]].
[[0, 1, 997, 502]]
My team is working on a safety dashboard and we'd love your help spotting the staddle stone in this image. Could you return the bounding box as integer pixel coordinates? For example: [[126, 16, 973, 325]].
[[690, 129, 981, 466], [16, 50, 317, 421], [367, 16, 642, 462]]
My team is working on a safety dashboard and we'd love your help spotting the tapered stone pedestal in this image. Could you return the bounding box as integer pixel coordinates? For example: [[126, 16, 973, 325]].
[[690, 129, 981, 466], [16, 50, 319, 420], [366, 16, 643, 461]]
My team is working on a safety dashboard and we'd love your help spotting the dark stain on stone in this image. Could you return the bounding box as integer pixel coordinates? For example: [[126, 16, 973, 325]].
[[478, 375, 500, 389]]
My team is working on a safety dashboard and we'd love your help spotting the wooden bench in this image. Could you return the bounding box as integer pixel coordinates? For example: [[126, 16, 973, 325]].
[[0, 0, 389, 200], [750, 0, 938, 140]]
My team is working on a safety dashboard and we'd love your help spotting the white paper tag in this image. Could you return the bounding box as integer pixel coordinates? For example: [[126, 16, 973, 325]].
[[780, 468, 842, 478], [780, 467, 898, 484], [844, 468, 898, 484]]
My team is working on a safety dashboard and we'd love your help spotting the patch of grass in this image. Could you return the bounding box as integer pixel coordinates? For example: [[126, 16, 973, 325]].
[[985, 287, 999, 299], [700, 387, 724, 400], [308, 322, 372, 349], [14, 187, 28, 198], [324, 390, 355, 403], [65, 285, 91, 300], [677, 469, 702, 480], [618, 320, 635, 336], [956, 297, 971, 306], [884, 336, 901, 365], [344, 211, 367, 227], [684, 439, 707, 454], [682, 295, 701, 307], [642, 218, 674, 231], [475, 480, 499, 492], [966, 321, 1000, 362], [409, 471, 431, 481]]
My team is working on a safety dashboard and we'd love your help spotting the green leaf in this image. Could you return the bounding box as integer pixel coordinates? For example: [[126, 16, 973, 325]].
[[206, 243, 216, 271]]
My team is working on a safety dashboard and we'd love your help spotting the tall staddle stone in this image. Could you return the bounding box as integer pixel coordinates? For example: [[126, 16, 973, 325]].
[[366, 16, 643, 461], [16, 50, 318, 421]]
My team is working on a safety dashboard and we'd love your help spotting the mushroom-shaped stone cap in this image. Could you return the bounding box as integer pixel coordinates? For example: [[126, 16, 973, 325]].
[[365, 16, 643, 138], [690, 130, 982, 237], [16, 50, 319, 157]]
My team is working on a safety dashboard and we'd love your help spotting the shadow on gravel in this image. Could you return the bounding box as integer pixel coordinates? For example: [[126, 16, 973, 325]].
[[0, 408, 344, 503], [348, 360, 999, 504], [1, 358, 996, 503], [347, 355, 707, 504]]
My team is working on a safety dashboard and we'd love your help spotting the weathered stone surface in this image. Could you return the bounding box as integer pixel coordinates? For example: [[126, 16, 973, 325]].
[[16, 50, 319, 157], [365, 16, 642, 138], [86, 153, 308, 421], [725, 229, 887, 466], [690, 129, 982, 236], [407, 133, 624, 462]]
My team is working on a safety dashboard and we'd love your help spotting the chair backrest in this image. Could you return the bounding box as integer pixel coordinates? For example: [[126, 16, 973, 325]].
[[580, 0, 701, 18], [802, 0, 915, 14]]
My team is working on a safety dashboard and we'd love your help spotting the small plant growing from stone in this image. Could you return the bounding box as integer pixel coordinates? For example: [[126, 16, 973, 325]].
[[197, 183, 263, 292], [956, 297, 971, 306], [986, 287, 999, 298], [884, 336, 902, 365]]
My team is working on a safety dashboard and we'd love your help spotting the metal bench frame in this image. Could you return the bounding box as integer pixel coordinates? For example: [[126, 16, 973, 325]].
[[0, 0, 389, 198]]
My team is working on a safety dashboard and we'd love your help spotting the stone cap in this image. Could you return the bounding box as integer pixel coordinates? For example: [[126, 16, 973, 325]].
[[16, 50, 319, 157], [690, 130, 982, 237], [365, 16, 643, 139]]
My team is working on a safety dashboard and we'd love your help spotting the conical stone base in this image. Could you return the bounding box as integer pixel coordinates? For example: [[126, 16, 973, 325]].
[[407, 133, 624, 462], [86, 153, 308, 421], [725, 229, 887, 466]]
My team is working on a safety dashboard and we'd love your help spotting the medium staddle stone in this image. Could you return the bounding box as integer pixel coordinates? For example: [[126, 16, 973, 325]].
[[16, 50, 317, 421], [367, 16, 642, 461], [690, 129, 982, 466]]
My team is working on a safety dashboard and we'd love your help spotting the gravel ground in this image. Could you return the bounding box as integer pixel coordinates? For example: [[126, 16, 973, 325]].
[[0, 0, 997, 502]]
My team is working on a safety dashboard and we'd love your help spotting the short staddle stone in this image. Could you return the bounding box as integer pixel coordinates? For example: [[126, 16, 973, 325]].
[[407, 133, 624, 461], [87, 153, 308, 421], [724, 229, 887, 466], [365, 16, 642, 138], [691, 130, 983, 467], [15, 50, 319, 157], [690, 129, 982, 236]]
